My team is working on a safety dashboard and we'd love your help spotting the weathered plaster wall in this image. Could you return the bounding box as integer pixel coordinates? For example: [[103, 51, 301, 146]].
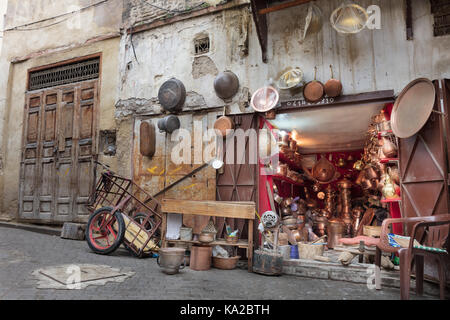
[[0, 0, 122, 220], [266, 0, 450, 96], [123, 0, 225, 27]]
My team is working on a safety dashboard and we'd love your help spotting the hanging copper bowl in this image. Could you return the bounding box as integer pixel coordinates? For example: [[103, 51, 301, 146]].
[[214, 71, 240, 100], [312, 156, 337, 183], [158, 78, 186, 113]]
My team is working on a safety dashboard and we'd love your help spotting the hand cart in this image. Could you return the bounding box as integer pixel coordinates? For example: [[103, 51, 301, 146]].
[[85, 162, 162, 258]]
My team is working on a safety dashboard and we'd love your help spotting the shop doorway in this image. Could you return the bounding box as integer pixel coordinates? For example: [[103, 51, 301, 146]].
[[19, 77, 99, 223], [216, 113, 259, 241]]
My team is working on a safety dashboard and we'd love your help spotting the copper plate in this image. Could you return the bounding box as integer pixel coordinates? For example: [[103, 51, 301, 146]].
[[391, 78, 436, 138]]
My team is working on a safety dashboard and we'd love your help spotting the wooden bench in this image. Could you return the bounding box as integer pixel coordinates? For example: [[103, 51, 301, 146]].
[[161, 199, 256, 272]]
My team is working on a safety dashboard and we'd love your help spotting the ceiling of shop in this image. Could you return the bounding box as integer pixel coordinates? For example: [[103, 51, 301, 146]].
[[269, 102, 385, 154]]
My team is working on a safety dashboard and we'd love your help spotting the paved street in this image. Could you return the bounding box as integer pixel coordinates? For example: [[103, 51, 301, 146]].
[[0, 226, 439, 300]]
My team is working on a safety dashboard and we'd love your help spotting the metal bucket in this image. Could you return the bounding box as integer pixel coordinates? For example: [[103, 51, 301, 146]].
[[157, 248, 186, 275], [180, 227, 193, 241]]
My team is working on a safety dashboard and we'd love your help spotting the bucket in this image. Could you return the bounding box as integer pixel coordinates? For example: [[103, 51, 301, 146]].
[[290, 245, 299, 259], [157, 248, 186, 275], [279, 245, 291, 260], [190, 246, 212, 271], [180, 227, 193, 241], [298, 241, 325, 260]]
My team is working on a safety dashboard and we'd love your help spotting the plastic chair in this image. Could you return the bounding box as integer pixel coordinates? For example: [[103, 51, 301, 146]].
[[375, 214, 450, 300]]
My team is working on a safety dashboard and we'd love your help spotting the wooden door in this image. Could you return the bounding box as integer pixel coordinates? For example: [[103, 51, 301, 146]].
[[216, 114, 259, 240], [19, 80, 98, 223], [398, 79, 450, 281]]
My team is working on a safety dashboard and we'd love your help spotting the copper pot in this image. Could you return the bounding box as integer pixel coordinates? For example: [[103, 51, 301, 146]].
[[289, 139, 297, 150], [273, 193, 283, 204], [377, 177, 385, 192], [355, 170, 365, 185], [303, 66, 324, 103], [324, 65, 343, 98], [282, 207, 292, 216], [365, 165, 379, 180], [327, 219, 345, 249], [283, 197, 294, 207], [361, 178, 374, 190], [214, 107, 235, 137], [337, 177, 352, 190]]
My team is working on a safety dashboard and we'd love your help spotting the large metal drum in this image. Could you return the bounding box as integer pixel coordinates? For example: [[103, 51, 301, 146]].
[[252, 250, 283, 276]]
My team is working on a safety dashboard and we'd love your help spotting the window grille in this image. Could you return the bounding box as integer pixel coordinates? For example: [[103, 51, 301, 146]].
[[430, 0, 450, 37], [194, 37, 210, 55], [29, 58, 100, 91]]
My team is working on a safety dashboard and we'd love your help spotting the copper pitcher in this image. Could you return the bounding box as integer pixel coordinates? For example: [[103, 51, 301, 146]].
[[381, 136, 398, 158], [390, 166, 400, 184], [382, 173, 397, 199]]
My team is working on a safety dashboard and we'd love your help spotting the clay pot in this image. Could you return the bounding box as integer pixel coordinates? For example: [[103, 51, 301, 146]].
[[157, 248, 186, 275], [190, 246, 212, 271]]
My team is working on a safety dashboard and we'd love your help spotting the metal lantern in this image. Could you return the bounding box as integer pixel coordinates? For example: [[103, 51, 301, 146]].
[[261, 211, 279, 229], [330, 2, 369, 34]]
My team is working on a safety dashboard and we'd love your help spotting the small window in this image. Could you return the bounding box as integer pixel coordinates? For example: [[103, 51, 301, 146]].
[[194, 37, 210, 55], [431, 0, 450, 37]]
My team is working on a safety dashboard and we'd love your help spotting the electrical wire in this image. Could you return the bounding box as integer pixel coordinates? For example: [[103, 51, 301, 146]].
[[2, 0, 110, 32], [142, 1, 210, 14]]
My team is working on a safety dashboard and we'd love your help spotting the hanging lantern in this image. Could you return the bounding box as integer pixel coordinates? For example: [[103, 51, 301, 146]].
[[330, 2, 369, 34]]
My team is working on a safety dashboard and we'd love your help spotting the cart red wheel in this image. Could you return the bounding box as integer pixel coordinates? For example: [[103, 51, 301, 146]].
[[86, 207, 125, 255]]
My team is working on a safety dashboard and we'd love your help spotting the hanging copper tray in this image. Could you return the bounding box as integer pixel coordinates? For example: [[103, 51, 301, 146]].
[[391, 78, 436, 138]]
